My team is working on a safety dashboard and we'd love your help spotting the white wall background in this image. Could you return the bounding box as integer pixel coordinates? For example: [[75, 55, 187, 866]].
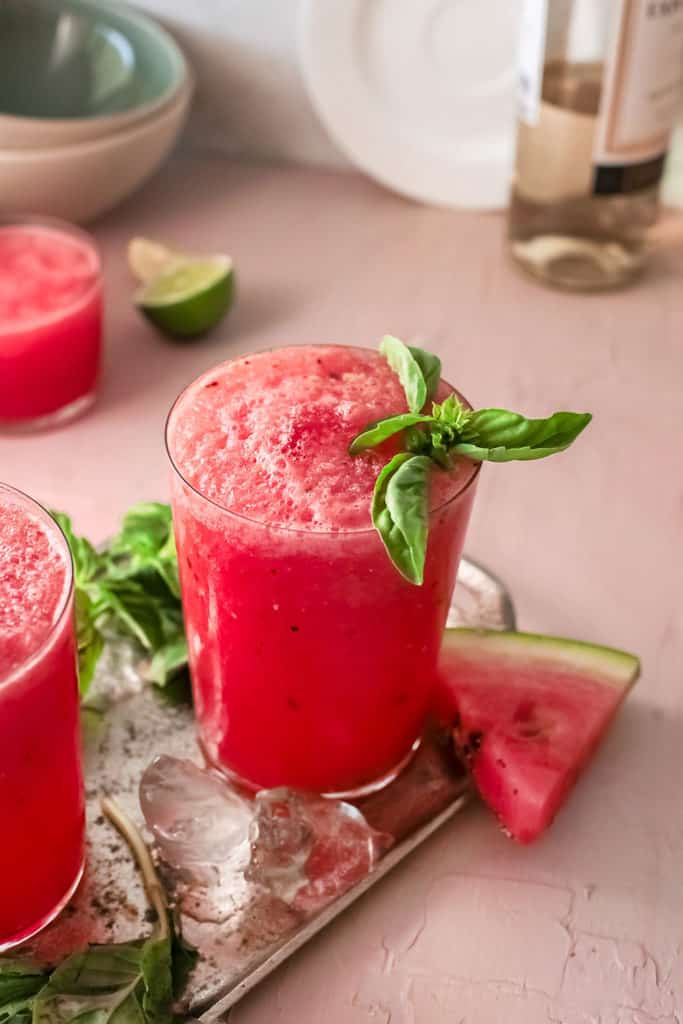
[[136, 0, 345, 165], [134, 0, 683, 205]]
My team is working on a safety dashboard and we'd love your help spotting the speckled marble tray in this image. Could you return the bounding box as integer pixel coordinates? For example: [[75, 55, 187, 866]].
[[29, 557, 515, 1022]]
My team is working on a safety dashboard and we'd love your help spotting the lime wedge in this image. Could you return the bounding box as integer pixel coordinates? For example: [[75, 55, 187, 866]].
[[135, 257, 235, 339]]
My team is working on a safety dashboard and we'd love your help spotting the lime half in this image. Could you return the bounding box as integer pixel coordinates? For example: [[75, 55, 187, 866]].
[[136, 257, 235, 339]]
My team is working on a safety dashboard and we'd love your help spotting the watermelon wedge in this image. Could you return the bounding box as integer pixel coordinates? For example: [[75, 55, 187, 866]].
[[436, 629, 640, 843]]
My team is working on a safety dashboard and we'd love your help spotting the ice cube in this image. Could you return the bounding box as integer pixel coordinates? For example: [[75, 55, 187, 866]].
[[139, 756, 253, 924], [247, 788, 388, 915], [140, 755, 252, 867]]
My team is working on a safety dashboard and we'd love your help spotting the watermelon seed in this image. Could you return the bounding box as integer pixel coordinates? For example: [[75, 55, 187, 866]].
[[469, 731, 483, 751]]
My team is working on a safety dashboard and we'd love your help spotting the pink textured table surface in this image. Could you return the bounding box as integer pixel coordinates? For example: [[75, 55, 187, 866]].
[[2, 156, 682, 1022]]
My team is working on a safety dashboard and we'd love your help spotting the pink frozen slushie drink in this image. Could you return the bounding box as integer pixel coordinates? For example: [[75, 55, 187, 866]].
[[167, 346, 478, 795], [0, 483, 85, 949]]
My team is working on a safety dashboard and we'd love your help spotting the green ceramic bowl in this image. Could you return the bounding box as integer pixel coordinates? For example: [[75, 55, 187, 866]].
[[0, 0, 187, 147]]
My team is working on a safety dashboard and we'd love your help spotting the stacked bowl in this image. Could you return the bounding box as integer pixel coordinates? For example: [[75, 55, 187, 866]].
[[0, 0, 192, 223]]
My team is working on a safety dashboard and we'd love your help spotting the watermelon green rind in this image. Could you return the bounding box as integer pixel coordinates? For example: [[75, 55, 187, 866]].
[[441, 628, 640, 691]]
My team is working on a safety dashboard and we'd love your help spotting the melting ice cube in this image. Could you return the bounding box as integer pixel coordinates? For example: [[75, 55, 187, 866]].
[[140, 755, 252, 867], [139, 756, 253, 922], [247, 788, 388, 915]]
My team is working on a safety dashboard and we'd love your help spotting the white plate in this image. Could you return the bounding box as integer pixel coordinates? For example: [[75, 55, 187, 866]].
[[298, 0, 522, 210]]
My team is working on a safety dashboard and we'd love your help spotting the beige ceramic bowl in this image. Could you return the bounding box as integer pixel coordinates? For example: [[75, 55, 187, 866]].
[[0, 72, 193, 224]]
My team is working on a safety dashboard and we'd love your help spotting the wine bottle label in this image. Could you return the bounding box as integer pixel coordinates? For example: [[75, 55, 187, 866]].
[[515, 0, 683, 199], [593, 0, 683, 194]]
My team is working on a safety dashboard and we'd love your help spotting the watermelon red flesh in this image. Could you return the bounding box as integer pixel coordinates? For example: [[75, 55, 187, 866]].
[[436, 630, 640, 844]]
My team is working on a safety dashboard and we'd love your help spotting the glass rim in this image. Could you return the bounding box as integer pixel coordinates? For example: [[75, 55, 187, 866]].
[[0, 213, 102, 338], [164, 343, 481, 538], [0, 481, 75, 689]]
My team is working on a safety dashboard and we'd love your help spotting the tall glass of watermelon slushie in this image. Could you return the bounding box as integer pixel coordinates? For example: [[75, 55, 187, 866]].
[[166, 346, 479, 795], [0, 483, 85, 950]]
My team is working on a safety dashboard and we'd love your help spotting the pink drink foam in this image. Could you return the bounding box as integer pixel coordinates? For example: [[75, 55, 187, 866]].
[[0, 497, 69, 676], [169, 345, 472, 530], [0, 226, 98, 330]]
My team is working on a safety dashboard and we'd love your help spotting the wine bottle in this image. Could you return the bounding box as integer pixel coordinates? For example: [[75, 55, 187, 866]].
[[507, 0, 683, 290]]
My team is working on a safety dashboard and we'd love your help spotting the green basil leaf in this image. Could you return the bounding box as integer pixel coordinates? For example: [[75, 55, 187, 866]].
[[50, 512, 106, 696], [140, 936, 174, 1021], [92, 581, 165, 652], [158, 529, 176, 562], [169, 934, 197, 999], [31, 943, 154, 1024], [149, 557, 181, 602], [385, 455, 431, 585], [74, 590, 104, 696], [372, 453, 431, 586], [404, 425, 430, 455], [379, 336, 427, 413], [349, 413, 433, 454], [107, 504, 180, 601], [0, 1000, 35, 1024], [408, 346, 441, 403], [142, 638, 188, 688], [50, 512, 102, 586], [112, 503, 174, 556], [0, 961, 48, 1024], [155, 605, 185, 649], [456, 409, 592, 461]]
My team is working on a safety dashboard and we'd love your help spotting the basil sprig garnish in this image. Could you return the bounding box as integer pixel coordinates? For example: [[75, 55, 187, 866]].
[[350, 336, 591, 585]]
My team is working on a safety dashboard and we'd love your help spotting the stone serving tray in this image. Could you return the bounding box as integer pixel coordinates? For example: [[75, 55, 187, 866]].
[[29, 557, 515, 1021]]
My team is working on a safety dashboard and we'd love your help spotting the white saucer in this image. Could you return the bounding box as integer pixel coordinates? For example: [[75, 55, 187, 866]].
[[298, 0, 521, 210]]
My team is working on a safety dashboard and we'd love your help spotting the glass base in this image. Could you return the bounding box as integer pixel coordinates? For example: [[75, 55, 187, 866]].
[[200, 735, 422, 801], [0, 391, 96, 434], [323, 736, 421, 799], [509, 235, 644, 292], [0, 858, 84, 953]]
